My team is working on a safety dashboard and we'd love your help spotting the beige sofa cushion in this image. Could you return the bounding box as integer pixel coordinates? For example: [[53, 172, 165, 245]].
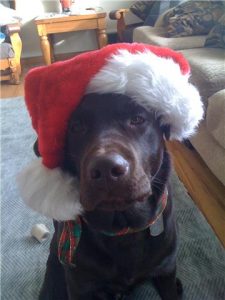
[[206, 90, 225, 149], [180, 48, 225, 106], [133, 26, 206, 50]]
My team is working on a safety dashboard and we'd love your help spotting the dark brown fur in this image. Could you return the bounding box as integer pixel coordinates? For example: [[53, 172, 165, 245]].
[[39, 93, 182, 300]]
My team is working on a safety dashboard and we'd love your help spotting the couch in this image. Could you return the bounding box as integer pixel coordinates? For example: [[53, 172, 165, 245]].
[[111, 1, 225, 186]]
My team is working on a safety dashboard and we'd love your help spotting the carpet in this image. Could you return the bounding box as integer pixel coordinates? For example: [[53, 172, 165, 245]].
[[1, 97, 225, 300]]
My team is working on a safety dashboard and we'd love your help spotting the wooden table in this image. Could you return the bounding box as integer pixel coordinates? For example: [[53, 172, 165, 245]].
[[35, 11, 108, 65]]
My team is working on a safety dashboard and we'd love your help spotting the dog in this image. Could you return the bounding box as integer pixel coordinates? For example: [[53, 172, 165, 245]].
[[37, 93, 182, 300], [18, 43, 203, 300]]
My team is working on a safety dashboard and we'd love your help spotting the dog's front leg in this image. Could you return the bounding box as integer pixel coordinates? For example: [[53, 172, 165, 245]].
[[66, 290, 122, 300], [39, 232, 68, 300], [66, 282, 121, 300], [93, 291, 123, 300], [65, 270, 122, 300], [152, 269, 183, 300]]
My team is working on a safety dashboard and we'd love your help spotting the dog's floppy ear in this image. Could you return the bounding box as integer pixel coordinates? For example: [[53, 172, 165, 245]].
[[33, 139, 41, 157], [161, 125, 171, 141]]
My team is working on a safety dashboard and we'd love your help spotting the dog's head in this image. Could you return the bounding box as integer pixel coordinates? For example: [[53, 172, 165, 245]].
[[63, 93, 170, 231], [66, 93, 165, 211]]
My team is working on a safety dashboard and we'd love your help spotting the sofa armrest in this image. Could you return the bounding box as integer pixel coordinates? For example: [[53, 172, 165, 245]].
[[134, 26, 206, 50], [109, 8, 129, 20]]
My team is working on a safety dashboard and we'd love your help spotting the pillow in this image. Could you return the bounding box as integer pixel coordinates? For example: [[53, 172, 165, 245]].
[[204, 13, 225, 49], [144, 1, 182, 26], [163, 1, 225, 37], [130, 1, 156, 21]]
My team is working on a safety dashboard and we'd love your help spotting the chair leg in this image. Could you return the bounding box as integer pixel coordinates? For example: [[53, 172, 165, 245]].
[[10, 70, 20, 84], [9, 58, 20, 84]]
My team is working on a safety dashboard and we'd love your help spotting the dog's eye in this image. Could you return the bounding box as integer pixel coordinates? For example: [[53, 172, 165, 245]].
[[70, 120, 86, 134], [130, 115, 145, 126]]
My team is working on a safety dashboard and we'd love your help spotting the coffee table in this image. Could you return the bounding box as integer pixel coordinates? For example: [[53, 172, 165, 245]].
[[35, 11, 108, 65]]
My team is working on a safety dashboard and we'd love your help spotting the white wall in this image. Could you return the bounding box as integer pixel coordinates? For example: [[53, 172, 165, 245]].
[[16, 0, 140, 58]]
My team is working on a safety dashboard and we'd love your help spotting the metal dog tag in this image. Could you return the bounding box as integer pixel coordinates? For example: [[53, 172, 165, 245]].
[[150, 215, 164, 237]]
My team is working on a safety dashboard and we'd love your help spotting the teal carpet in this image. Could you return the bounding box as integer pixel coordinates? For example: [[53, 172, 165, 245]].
[[1, 97, 225, 300]]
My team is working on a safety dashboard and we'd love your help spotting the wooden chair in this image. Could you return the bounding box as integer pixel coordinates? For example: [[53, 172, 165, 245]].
[[109, 9, 143, 42], [0, 0, 22, 84]]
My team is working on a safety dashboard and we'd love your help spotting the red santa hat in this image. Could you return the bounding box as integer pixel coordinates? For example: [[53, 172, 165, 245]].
[[18, 43, 203, 221]]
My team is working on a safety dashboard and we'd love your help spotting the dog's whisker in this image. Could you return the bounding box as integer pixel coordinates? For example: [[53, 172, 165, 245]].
[[152, 177, 164, 185]]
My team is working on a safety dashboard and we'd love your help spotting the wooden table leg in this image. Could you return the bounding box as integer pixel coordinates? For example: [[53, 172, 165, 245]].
[[40, 35, 52, 65], [97, 29, 108, 48]]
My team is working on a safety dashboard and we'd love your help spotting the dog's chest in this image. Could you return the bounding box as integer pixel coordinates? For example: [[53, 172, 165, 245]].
[[74, 223, 166, 283]]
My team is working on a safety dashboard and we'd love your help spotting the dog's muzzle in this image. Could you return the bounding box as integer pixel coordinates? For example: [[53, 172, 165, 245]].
[[80, 150, 151, 212]]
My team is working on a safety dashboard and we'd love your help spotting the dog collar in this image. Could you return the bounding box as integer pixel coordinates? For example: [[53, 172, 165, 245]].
[[58, 189, 168, 266], [99, 190, 168, 236]]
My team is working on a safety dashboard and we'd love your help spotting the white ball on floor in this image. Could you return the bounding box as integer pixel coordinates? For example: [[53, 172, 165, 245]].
[[31, 223, 50, 243]]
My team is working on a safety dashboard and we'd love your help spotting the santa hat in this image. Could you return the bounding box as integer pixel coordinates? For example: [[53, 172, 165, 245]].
[[18, 43, 203, 221]]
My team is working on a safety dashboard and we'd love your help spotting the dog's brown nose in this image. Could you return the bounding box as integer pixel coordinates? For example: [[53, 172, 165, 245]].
[[89, 153, 129, 182]]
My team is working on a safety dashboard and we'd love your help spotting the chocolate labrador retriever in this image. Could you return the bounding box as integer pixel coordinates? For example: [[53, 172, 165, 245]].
[[38, 93, 182, 300]]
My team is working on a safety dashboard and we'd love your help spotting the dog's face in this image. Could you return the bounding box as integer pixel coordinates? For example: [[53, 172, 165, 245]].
[[65, 93, 169, 231]]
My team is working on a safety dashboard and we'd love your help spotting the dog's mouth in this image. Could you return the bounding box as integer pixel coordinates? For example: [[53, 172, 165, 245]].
[[79, 158, 152, 212], [95, 192, 151, 212], [83, 189, 161, 232], [80, 176, 152, 213]]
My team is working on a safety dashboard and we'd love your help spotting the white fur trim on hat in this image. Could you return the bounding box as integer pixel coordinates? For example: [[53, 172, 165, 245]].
[[17, 159, 83, 221], [86, 49, 204, 140]]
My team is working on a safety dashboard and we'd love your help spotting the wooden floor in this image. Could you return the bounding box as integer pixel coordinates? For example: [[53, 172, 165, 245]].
[[1, 60, 225, 248]]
